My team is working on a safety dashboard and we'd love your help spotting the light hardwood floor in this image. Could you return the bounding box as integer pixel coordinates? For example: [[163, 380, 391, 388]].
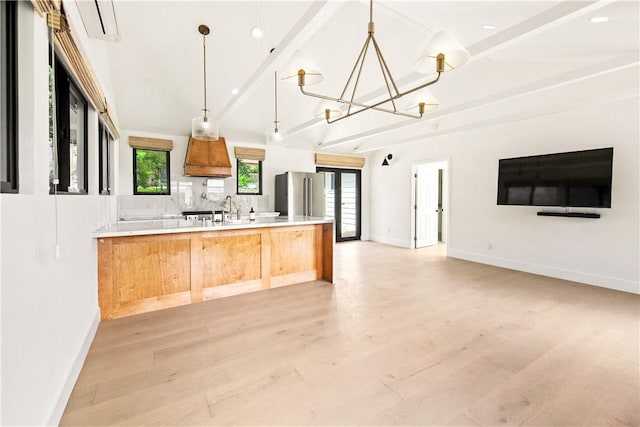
[[61, 241, 640, 426]]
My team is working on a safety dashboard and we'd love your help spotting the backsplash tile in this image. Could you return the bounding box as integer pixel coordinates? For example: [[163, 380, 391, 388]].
[[118, 177, 269, 220]]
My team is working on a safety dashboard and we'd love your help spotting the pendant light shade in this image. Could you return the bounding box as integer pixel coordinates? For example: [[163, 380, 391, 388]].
[[281, 49, 323, 86], [414, 30, 471, 74], [266, 127, 288, 145], [192, 116, 219, 141], [313, 100, 343, 120], [405, 89, 439, 114], [192, 24, 219, 141]]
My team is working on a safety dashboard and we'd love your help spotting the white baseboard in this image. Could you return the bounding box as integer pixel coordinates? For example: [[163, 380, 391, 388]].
[[46, 308, 100, 426], [448, 249, 640, 295], [370, 235, 412, 248]]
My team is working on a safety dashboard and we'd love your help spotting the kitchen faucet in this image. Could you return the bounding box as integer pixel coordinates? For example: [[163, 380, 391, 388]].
[[223, 195, 233, 222], [200, 181, 208, 200]]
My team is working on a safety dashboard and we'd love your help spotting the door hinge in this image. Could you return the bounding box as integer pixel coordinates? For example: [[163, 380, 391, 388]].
[[414, 236, 417, 241], [414, 205, 417, 210]]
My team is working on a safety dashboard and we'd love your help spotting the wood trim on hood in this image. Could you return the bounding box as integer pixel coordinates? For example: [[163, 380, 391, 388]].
[[184, 136, 232, 177]]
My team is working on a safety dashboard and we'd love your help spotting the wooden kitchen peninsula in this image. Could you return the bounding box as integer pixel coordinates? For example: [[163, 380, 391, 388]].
[[92, 217, 333, 320]]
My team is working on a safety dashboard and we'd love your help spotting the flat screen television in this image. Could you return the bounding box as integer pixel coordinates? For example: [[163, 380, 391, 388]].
[[497, 148, 613, 208]]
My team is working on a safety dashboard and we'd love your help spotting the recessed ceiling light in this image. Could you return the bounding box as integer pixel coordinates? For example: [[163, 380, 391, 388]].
[[231, 88, 239, 96], [483, 25, 496, 30], [250, 26, 263, 39], [590, 16, 609, 23]]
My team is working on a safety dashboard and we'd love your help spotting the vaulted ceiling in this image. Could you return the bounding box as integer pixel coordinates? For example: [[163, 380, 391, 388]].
[[92, 0, 639, 154]]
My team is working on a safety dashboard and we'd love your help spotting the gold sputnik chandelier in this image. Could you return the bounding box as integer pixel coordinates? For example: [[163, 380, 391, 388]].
[[290, 0, 470, 124]]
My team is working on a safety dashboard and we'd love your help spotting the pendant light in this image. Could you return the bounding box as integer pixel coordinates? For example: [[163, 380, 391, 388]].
[[289, 0, 469, 124], [191, 24, 219, 141], [266, 70, 287, 144]]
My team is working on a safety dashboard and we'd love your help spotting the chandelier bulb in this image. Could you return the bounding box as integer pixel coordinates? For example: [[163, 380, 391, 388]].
[[436, 53, 445, 73], [297, 70, 306, 87]]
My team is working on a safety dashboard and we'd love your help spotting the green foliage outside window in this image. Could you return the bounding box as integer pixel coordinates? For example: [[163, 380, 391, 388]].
[[237, 159, 261, 194], [134, 149, 170, 194]]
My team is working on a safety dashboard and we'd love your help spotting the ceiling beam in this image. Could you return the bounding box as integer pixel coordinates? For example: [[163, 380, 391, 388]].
[[352, 54, 639, 153], [354, 87, 639, 154], [215, 1, 345, 123], [313, 0, 617, 150], [321, 52, 640, 152], [348, 51, 639, 152], [467, 0, 615, 60]]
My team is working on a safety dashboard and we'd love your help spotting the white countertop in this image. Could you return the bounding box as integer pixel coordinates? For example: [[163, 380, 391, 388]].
[[92, 216, 333, 238]]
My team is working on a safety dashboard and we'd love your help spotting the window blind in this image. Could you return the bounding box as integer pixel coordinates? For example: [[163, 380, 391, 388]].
[[32, 2, 120, 139], [315, 153, 365, 168], [129, 136, 173, 151], [234, 147, 266, 161]]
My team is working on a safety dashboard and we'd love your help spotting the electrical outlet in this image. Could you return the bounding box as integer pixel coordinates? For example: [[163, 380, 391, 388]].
[[387, 228, 391, 234], [488, 242, 493, 250]]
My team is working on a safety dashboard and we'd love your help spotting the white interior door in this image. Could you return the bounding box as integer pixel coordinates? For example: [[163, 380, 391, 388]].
[[416, 166, 439, 248]]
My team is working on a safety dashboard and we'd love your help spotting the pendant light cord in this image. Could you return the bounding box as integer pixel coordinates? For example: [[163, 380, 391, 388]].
[[202, 33, 208, 120], [274, 70, 279, 131], [50, 24, 58, 183], [50, 21, 60, 251]]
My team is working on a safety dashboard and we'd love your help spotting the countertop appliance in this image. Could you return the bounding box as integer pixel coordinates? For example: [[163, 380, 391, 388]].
[[182, 210, 214, 221], [275, 172, 325, 217]]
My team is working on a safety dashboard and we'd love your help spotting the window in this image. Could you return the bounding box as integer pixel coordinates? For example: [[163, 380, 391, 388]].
[[98, 121, 112, 195], [237, 158, 262, 195], [1, 0, 18, 193], [49, 57, 88, 194], [133, 148, 170, 195]]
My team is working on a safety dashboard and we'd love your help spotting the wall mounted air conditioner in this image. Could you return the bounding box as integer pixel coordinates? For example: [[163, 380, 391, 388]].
[[75, 0, 119, 42]]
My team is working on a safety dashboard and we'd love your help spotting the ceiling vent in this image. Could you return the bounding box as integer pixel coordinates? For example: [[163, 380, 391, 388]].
[[75, 0, 119, 42]]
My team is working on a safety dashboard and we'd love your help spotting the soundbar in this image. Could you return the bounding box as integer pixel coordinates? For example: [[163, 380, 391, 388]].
[[537, 211, 600, 219]]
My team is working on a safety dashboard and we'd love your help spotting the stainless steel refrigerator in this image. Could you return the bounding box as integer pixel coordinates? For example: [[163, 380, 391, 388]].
[[275, 172, 325, 217]]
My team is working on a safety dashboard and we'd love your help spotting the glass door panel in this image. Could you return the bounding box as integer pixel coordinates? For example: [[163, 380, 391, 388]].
[[317, 167, 361, 242], [340, 172, 357, 239], [323, 171, 335, 219]]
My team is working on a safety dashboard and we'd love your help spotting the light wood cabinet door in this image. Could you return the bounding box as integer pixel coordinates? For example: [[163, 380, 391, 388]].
[[202, 231, 262, 287], [270, 227, 317, 277], [112, 237, 191, 303]]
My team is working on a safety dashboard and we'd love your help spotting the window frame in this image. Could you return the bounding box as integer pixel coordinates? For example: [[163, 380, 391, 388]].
[[132, 148, 171, 196], [50, 56, 89, 194], [98, 120, 111, 195], [236, 158, 263, 195], [1, 0, 18, 193]]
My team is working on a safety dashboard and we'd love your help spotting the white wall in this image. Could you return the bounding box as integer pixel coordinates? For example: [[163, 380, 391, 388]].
[[369, 97, 639, 294], [0, 3, 116, 425]]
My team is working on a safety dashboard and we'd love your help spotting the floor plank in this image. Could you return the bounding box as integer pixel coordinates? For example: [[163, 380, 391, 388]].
[[61, 241, 640, 426]]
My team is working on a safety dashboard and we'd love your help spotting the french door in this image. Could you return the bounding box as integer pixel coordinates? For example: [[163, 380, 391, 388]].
[[316, 167, 361, 242]]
